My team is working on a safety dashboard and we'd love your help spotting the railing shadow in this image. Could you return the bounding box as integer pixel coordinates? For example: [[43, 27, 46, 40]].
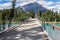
[[0, 27, 43, 40]]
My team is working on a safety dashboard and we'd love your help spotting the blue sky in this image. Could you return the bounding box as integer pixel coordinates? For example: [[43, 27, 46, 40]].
[[0, 0, 60, 12]]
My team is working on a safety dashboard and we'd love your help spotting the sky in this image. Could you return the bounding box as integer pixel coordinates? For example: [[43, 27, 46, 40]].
[[0, 0, 60, 12]]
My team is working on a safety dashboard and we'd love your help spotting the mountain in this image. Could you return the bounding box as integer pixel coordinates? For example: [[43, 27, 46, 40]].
[[22, 2, 47, 13]]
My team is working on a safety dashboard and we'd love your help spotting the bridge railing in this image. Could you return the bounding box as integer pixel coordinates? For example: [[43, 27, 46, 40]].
[[42, 21, 60, 40], [40, 18, 60, 40], [36, 13, 60, 40]]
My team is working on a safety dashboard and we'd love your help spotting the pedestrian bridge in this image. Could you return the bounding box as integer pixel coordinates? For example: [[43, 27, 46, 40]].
[[0, 18, 49, 40]]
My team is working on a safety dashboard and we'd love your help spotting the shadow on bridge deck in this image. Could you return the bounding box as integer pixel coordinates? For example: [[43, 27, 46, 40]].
[[0, 27, 44, 40]]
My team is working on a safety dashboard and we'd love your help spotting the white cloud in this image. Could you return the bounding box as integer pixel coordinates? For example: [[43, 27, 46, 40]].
[[37, 0, 54, 8], [36, 0, 60, 12], [16, 1, 35, 7], [0, 2, 11, 9], [0, 0, 60, 12], [46, 3, 60, 12], [15, 0, 36, 7], [16, 0, 36, 3]]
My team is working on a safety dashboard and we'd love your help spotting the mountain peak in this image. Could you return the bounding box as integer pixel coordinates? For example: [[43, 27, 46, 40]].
[[22, 2, 47, 13]]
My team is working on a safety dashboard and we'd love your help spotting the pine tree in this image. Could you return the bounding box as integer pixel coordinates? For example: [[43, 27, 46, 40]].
[[8, 0, 16, 28]]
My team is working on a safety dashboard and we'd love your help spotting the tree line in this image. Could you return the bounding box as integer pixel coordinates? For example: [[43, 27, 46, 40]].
[[0, 0, 35, 30], [37, 10, 60, 22]]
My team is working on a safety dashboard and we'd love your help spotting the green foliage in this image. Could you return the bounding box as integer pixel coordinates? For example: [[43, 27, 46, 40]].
[[38, 10, 60, 22], [0, 8, 30, 30], [29, 11, 35, 18]]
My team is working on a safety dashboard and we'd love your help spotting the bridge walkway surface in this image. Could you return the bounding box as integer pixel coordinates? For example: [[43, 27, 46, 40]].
[[0, 18, 49, 40]]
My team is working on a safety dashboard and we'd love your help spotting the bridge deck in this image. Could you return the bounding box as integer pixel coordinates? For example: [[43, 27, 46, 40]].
[[0, 30, 4, 33], [0, 18, 48, 40]]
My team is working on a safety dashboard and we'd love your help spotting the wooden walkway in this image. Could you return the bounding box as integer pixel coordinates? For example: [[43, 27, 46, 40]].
[[0, 18, 49, 40]]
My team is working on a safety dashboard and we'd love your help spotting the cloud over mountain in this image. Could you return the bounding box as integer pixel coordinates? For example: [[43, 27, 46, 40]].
[[0, 0, 60, 12]]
